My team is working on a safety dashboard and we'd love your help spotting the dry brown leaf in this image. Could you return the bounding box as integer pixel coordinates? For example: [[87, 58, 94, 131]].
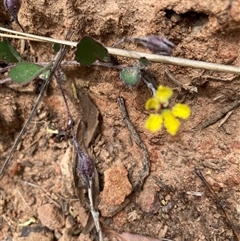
[[73, 90, 101, 235], [77, 90, 100, 151]]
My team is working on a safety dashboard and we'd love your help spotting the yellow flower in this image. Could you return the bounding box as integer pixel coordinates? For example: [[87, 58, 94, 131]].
[[144, 114, 163, 132], [144, 85, 191, 135], [155, 85, 173, 104], [171, 103, 191, 119], [145, 98, 160, 110], [162, 109, 180, 135]]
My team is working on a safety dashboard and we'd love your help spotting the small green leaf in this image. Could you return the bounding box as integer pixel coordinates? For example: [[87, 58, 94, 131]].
[[0, 40, 22, 63], [9, 62, 45, 83], [75, 36, 110, 66], [53, 43, 61, 53], [138, 57, 151, 68], [119, 66, 141, 86]]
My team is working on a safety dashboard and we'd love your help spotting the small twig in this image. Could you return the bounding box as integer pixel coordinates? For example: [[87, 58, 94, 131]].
[[17, 189, 30, 208], [1, 27, 240, 74], [195, 167, 240, 241], [164, 67, 197, 93], [141, 70, 157, 95], [112, 37, 126, 48], [20, 180, 61, 208], [218, 110, 233, 128], [88, 180, 104, 241], [201, 100, 240, 129], [0, 65, 14, 73], [0, 78, 12, 84], [213, 95, 224, 101], [117, 97, 150, 190], [201, 74, 239, 83]]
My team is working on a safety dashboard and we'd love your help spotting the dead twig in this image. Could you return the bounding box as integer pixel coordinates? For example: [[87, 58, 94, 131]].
[[1, 27, 240, 74], [200, 100, 240, 129], [164, 67, 197, 93], [195, 167, 240, 241], [0, 78, 12, 84], [218, 110, 234, 128], [117, 97, 150, 190], [20, 180, 61, 208], [201, 74, 239, 84]]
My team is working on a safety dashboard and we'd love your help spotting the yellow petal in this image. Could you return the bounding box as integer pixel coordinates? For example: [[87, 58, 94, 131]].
[[171, 103, 191, 119], [145, 98, 160, 110], [155, 85, 173, 104], [144, 114, 163, 132], [162, 110, 180, 135]]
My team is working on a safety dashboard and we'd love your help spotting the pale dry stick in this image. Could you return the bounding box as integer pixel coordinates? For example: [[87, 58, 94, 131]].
[[1, 27, 240, 74], [0, 33, 38, 42], [213, 95, 224, 101], [201, 100, 240, 129], [0, 78, 11, 84], [218, 110, 234, 128], [17, 189, 30, 208], [88, 180, 104, 241], [0, 65, 14, 73], [20, 180, 61, 208]]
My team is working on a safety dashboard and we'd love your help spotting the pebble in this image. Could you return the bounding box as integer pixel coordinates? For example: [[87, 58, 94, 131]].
[[37, 203, 65, 230], [100, 164, 132, 206], [137, 185, 160, 213], [98, 164, 132, 217]]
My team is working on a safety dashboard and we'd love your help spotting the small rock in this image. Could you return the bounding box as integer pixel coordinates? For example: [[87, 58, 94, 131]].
[[100, 164, 132, 206], [137, 185, 160, 213], [37, 203, 65, 230], [98, 164, 132, 217]]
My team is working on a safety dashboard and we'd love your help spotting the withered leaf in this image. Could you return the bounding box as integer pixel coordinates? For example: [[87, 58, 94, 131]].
[[77, 90, 100, 151], [72, 90, 100, 235]]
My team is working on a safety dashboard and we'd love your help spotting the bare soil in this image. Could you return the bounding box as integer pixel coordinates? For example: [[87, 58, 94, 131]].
[[1, 0, 240, 241]]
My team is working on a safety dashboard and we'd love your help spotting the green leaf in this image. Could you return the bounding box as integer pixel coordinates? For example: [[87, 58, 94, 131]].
[[138, 57, 151, 68], [119, 66, 141, 86], [0, 40, 22, 63], [75, 36, 110, 66], [9, 62, 47, 84], [53, 43, 61, 53]]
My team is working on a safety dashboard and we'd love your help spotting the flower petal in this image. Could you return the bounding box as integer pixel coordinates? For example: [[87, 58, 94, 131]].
[[145, 98, 160, 110], [162, 110, 180, 135], [171, 103, 191, 119], [155, 85, 173, 104], [144, 114, 163, 132]]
